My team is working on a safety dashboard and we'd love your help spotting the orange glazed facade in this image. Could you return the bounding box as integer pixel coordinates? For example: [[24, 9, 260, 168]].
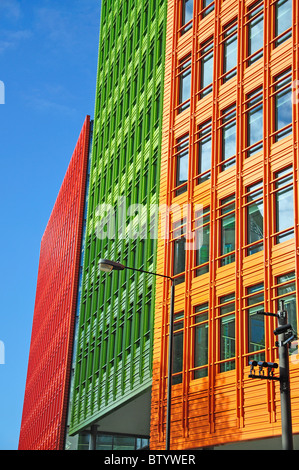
[[150, 0, 299, 450]]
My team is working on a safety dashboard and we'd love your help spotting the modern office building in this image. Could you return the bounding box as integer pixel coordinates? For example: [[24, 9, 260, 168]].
[[19, 116, 92, 450], [150, 0, 299, 450], [20, 0, 299, 452], [67, 0, 167, 449]]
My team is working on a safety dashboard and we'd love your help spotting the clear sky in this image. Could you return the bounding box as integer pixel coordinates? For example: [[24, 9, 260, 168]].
[[0, 0, 101, 450]]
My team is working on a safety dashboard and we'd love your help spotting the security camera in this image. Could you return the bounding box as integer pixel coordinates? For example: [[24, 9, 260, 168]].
[[265, 362, 278, 369], [258, 361, 268, 368], [273, 324, 292, 336]]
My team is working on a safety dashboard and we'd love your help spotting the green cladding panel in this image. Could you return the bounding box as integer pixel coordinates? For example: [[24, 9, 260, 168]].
[[69, 0, 167, 434]]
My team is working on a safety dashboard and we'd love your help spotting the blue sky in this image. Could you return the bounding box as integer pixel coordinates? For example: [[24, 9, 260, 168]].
[[0, 0, 101, 450]]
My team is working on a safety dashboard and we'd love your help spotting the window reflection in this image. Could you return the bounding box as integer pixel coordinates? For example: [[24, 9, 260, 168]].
[[221, 104, 236, 170], [220, 195, 235, 266], [178, 55, 191, 113], [274, 69, 292, 141], [277, 272, 297, 346], [172, 311, 184, 384], [199, 38, 213, 98], [247, 1, 264, 64], [95, 433, 149, 450], [247, 284, 265, 362], [247, 87, 263, 156], [195, 207, 210, 276], [223, 20, 238, 82], [175, 135, 189, 196], [275, 0, 292, 46], [193, 303, 209, 379], [202, 0, 214, 18], [246, 182, 264, 255], [274, 167, 294, 243], [173, 218, 186, 284], [181, 0, 193, 34], [219, 294, 235, 372], [197, 120, 212, 183]]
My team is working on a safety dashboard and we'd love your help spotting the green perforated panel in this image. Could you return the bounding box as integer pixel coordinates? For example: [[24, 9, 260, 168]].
[[69, 0, 167, 435]]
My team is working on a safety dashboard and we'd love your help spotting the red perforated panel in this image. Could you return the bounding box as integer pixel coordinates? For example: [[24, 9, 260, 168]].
[[18, 116, 91, 450]]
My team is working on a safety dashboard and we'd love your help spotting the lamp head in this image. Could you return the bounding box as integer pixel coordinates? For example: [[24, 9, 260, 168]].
[[274, 323, 292, 336], [98, 259, 125, 273]]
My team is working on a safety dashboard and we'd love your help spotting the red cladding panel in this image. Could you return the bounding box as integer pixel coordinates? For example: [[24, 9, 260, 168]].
[[18, 116, 91, 450]]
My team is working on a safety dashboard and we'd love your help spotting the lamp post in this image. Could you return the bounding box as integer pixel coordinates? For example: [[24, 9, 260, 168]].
[[254, 301, 295, 450], [98, 259, 175, 450], [274, 300, 294, 450]]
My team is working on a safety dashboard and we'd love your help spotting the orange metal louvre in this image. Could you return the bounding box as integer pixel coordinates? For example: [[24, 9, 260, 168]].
[[150, 0, 299, 450]]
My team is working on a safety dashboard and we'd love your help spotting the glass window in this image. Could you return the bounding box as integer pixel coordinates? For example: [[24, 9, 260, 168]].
[[181, 0, 193, 34], [197, 120, 212, 183], [78, 433, 90, 450], [274, 69, 292, 141], [96, 434, 149, 451], [178, 55, 191, 113], [275, 0, 292, 46], [202, 0, 214, 18], [246, 87, 263, 156], [199, 38, 213, 98], [274, 167, 294, 243], [220, 195, 235, 266], [195, 207, 210, 276], [246, 181, 263, 255], [173, 238, 186, 281], [175, 134, 189, 196], [136, 438, 150, 450], [221, 104, 236, 170], [219, 294, 235, 372], [173, 218, 186, 284], [114, 436, 136, 450], [246, 284, 265, 362], [193, 303, 209, 379], [96, 434, 113, 450], [172, 311, 184, 384], [276, 272, 297, 346], [247, 1, 264, 65], [223, 20, 238, 82]]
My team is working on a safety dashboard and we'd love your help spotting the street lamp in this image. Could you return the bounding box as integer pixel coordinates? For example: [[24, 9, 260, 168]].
[[253, 300, 295, 450], [98, 258, 175, 450], [98, 259, 126, 272]]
